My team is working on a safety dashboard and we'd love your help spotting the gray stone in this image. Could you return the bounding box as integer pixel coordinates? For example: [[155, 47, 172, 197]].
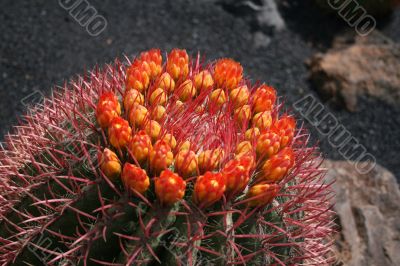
[[324, 160, 400, 266]]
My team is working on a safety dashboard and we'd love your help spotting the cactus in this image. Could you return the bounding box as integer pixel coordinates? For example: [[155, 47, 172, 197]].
[[0, 49, 335, 265]]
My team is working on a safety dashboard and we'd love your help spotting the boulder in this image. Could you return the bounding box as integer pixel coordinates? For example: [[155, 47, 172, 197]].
[[324, 160, 400, 265], [308, 31, 400, 111]]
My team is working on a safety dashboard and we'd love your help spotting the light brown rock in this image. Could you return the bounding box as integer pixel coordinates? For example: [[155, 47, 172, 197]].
[[308, 32, 400, 111], [324, 160, 400, 266]]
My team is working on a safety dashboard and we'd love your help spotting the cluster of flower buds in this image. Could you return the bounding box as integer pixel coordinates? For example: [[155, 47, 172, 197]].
[[95, 49, 297, 210]]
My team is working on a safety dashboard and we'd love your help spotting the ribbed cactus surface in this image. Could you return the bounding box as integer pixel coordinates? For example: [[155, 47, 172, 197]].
[[0, 49, 335, 265]]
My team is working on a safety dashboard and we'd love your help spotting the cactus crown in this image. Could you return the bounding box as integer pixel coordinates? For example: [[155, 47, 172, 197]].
[[0, 49, 335, 265]]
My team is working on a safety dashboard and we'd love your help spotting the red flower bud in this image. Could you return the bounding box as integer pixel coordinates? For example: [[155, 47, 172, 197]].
[[252, 84, 277, 113], [166, 49, 189, 81], [271, 115, 296, 148], [256, 132, 281, 159], [126, 59, 151, 92], [246, 183, 279, 207], [214, 58, 243, 91], [122, 163, 150, 194], [193, 172, 226, 208], [108, 117, 132, 149], [128, 130, 152, 164], [149, 140, 174, 174], [262, 147, 295, 182], [138, 48, 162, 80], [155, 169, 186, 205], [222, 155, 253, 195], [96, 92, 121, 128]]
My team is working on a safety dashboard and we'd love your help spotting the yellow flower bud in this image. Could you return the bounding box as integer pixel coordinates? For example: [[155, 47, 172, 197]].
[[149, 88, 167, 106], [144, 120, 162, 142], [178, 140, 192, 151], [194, 70, 214, 91], [100, 148, 122, 181], [161, 133, 177, 149], [151, 105, 166, 122], [157, 72, 175, 93], [123, 89, 145, 114], [198, 148, 224, 173], [245, 127, 260, 142], [128, 104, 149, 128], [175, 150, 198, 178], [252, 111, 272, 131], [210, 89, 227, 108], [177, 80, 196, 102], [234, 104, 251, 126], [236, 141, 253, 156], [229, 85, 249, 108]]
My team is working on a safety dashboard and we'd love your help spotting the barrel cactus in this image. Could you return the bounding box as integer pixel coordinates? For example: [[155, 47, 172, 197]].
[[0, 49, 335, 265]]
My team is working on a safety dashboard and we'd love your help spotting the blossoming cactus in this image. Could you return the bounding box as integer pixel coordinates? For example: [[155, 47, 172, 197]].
[[0, 48, 335, 265]]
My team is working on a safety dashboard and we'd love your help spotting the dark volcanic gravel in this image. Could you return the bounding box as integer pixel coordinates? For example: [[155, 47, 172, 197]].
[[0, 0, 399, 180]]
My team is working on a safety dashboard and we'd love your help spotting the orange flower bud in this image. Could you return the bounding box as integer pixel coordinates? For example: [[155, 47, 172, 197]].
[[252, 111, 272, 131], [155, 170, 186, 205], [157, 72, 176, 93], [144, 120, 161, 142], [150, 140, 174, 174], [161, 133, 177, 149], [245, 127, 260, 142], [96, 92, 121, 128], [177, 80, 196, 102], [271, 115, 296, 148], [210, 89, 227, 107], [256, 132, 280, 159], [262, 147, 295, 182], [214, 58, 243, 91], [235, 141, 253, 156], [99, 148, 122, 181], [128, 130, 152, 164], [230, 85, 249, 108], [246, 183, 279, 207], [149, 88, 167, 106], [126, 60, 150, 92], [234, 105, 251, 126], [175, 150, 198, 178], [108, 117, 132, 149], [151, 105, 166, 122], [166, 49, 189, 81], [222, 155, 253, 194], [252, 85, 277, 113], [198, 148, 224, 173], [123, 89, 144, 113], [138, 49, 162, 79], [194, 70, 214, 91], [193, 172, 226, 208], [122, 163, 150, 194], [129, 104, 149, 128]]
